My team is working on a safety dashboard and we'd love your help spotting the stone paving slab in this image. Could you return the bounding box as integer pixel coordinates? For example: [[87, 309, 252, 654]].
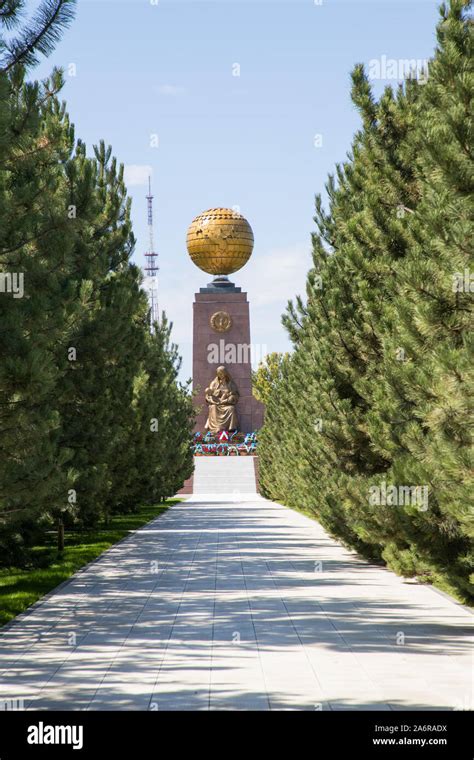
[[0, 496, 472, 711]]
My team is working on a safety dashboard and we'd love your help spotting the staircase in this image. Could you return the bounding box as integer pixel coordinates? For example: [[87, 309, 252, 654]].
[[191, 456, 258, 497]]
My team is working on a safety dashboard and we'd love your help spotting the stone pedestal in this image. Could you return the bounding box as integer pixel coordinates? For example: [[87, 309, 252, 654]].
[[192, 283, 264, 434]]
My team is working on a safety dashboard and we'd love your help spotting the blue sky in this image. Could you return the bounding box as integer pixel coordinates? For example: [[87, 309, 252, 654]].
[[34, 0, 441, 380]]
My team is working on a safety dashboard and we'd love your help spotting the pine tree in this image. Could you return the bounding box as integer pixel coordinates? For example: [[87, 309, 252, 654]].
[[112, 316, 194, 513], [0, 0, 76, 73], [0, 68, 81, 561], [260, 0, 473, 599], [261, 66, 422, 550], [56, 140, 150, 528], [0, 0, 77, 562], [366, 0, 474, 596], [0, 1, 194, 561]]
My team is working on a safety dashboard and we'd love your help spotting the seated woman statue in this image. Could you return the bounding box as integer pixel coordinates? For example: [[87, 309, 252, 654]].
[[204, 366, 239, 434]]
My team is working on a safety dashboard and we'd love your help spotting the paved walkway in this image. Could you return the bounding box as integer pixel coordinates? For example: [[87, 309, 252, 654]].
[[0, 496, 472, 710]]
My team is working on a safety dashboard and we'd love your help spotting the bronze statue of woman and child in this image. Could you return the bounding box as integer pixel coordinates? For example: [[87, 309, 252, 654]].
[[204, 366, 239, 434]]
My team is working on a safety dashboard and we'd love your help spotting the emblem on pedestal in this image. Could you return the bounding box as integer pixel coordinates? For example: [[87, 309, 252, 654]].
[[210, 310, 232, 332]]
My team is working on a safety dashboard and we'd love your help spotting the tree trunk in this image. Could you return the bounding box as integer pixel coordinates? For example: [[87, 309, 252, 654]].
[[57, 517, 65, 553]]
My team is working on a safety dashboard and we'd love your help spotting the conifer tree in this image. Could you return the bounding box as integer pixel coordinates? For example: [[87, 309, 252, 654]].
[[366, 0, 473, 595], [111, 317, 194, 513], [55, 140, 150, 528], [0, 0, 76, 73], [261, 66, 422, 550], [0, 1, 195, 561], [0, 0, 77, 562], [260, 0, 473, 599], [0, 68, 81, 561]]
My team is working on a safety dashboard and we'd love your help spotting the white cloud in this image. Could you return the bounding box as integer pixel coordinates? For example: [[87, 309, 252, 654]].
[[124, 165, 152, 187], [156, 84, 186, 97], [239, 243, 311, 307]]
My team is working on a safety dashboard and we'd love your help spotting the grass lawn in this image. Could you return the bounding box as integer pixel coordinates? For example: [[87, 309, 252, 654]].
[[0, 499, 178, 628]]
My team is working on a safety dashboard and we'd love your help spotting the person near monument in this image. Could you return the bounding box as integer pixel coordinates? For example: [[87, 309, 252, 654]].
[[204, 366, 239, 434]]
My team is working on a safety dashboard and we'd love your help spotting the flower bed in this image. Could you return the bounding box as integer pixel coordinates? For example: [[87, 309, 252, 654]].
[[192, 431, 258, 456]]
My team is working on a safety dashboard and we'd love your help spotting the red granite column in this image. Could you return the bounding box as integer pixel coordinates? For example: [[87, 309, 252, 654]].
[[193, 289, 264, 434]]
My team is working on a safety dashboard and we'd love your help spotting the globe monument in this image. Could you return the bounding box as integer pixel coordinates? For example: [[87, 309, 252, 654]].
[[187, 208, 264, 434]]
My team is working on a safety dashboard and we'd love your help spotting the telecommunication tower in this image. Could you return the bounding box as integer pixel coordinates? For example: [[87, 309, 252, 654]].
[[144, 177, 159, 331]]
